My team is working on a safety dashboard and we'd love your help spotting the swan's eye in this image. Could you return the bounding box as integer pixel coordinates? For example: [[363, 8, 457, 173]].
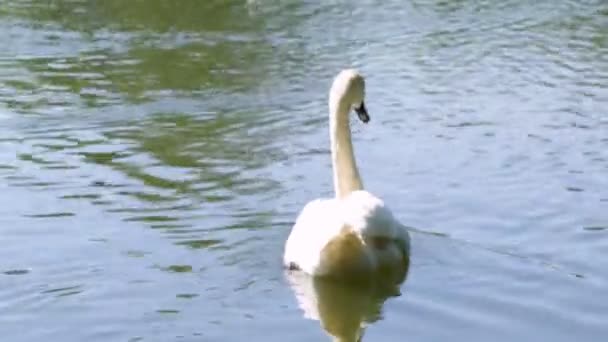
[[354, 102, 370, 123]]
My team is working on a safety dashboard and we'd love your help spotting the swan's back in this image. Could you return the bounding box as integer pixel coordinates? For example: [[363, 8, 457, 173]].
[[340, 191, 398, 239]]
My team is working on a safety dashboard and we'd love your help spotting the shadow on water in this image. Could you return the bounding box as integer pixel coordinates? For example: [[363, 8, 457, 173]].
[[99, 111, 287, 199], [0, 0, 304, 251], [5, 107, 291, 252], [0, 0, 315, 114], [2, 0, 268, 32]]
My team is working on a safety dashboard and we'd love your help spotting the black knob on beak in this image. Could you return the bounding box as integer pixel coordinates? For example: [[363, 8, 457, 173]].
[[354, 102, 370, 123]]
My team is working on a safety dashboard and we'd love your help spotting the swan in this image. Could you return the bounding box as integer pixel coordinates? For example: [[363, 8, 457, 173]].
[[283, 69, 410, 285]]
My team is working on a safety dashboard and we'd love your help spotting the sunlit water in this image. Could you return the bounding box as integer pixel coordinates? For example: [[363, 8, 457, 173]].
[[1, 1, 607, 341]]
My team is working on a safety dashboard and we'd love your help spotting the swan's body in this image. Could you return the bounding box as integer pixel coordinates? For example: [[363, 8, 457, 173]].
[[283, 69, 410, 284]]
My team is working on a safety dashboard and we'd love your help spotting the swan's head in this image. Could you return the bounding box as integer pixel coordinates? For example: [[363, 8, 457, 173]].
[[329, 69, 370, 123]]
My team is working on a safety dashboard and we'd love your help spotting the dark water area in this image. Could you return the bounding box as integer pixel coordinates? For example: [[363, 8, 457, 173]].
[[0, 1, 607, 341]]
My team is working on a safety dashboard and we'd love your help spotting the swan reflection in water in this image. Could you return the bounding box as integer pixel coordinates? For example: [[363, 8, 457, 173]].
[[285, 255, 410, 342]]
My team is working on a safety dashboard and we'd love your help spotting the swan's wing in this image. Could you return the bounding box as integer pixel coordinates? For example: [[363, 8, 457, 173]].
[[392, 222, 412, 284], [395, 222, 411, 257], [283, 198, 344, 275]]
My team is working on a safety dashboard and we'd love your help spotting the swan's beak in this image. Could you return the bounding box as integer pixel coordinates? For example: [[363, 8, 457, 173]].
[[354, 102, 370, 123]]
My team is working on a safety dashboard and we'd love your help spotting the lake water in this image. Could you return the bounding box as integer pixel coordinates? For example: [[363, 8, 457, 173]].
[[1, 0, 607, 341]]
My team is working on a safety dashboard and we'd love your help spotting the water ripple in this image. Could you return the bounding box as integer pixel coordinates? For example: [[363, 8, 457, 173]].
[[0, 0, 607, 341]]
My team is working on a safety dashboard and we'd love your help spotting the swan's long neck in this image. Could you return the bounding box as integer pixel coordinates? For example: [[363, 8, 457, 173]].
[[330, 101, 364, 199]]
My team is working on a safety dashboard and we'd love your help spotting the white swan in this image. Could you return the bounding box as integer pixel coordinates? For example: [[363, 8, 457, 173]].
[[283, 69, 410, 285]]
